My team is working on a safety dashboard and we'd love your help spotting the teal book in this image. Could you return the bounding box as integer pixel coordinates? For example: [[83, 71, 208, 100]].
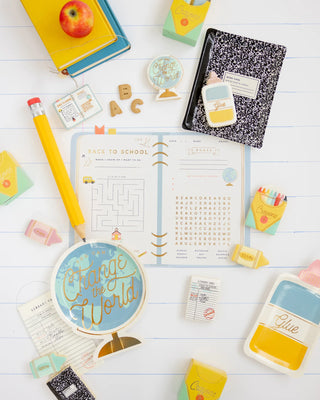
[[66, 0, 130, 77]]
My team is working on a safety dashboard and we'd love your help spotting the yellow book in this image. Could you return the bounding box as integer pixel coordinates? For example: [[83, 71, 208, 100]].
[[21, 0, 117, 71]]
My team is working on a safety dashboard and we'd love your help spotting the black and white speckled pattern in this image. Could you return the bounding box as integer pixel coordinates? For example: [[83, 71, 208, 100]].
[[47, 367, 95, 400], [187, 30, 286, 148]]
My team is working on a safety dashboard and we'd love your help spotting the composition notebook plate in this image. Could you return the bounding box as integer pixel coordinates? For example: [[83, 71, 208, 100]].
[[51, 241, 147, 336], [182, 29, 286, 148]]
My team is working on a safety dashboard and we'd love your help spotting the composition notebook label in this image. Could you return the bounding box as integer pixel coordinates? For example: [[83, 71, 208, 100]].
[[223, 71, 260, 99]]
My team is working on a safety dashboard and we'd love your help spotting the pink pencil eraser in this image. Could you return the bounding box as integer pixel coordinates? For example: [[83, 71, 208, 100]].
[[25, 219, 62, 246], [299, 260, 320, 288]]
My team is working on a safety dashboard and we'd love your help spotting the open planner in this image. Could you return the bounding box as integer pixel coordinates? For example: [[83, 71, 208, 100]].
[[73, 132, 250, 266]]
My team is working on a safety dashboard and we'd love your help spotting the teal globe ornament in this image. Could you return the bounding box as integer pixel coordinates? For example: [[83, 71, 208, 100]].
[[148, 55, 183, 101]]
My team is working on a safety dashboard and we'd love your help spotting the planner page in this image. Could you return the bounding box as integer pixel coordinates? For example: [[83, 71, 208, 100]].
[[76, 133, 158, 262], [75, 132, 246, 266], [161, 134, 245, 265]]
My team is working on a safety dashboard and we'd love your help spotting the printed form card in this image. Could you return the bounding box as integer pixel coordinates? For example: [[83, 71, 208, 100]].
[[185, 276, 220, 322], [75, 133, 246, 266], [18, 292, 99, 373]]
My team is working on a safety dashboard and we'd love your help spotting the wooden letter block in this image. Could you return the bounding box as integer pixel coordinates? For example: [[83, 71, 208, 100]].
[[131, 98, 144, 114], [110, 101, 122, 117], [118, 84, 132, 100]]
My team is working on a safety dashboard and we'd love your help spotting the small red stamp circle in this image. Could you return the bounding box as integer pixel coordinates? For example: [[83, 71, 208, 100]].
[[181, 18, 189, 26], [196, 396, 204, 400], [203, 308, 215, 320], [260, 215, 268, 224], [2, 180, 10, 188]]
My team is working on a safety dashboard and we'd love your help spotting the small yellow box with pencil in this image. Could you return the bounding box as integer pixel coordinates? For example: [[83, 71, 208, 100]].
[[245, 187, 287, 235], [178, 359, 227, 400], [163, 0, 210, 46], [0, 151, 33, 205]]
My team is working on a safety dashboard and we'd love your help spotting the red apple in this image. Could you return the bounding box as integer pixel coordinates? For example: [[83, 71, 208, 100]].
[[59, 1, 94, 38]]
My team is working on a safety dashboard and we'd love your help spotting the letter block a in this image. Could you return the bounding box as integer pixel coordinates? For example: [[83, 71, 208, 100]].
[[110, 101, 123, 117]]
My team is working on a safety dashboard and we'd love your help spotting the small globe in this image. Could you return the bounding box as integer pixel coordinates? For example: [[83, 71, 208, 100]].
[[148, 56, 183, 90], [223, 167, 237, 185]]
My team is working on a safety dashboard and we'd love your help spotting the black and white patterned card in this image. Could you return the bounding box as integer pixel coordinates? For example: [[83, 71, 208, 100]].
[[47, 367, 95, 400], [183, 29, 286, 148]]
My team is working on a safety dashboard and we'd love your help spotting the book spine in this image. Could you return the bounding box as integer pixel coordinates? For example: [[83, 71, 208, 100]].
[[151, 136, 169, 263], [67, 0, 130, 77]]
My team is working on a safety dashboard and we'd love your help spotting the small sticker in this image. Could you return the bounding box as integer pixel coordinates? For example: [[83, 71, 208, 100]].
[[63, 384, 78, 398], [54, 85, 102, 129], [223, 72, 260, 99]]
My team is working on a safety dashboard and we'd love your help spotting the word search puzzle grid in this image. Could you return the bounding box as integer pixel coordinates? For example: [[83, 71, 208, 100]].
[[0, 0, 320, 399], [175, 195, 232, 247]]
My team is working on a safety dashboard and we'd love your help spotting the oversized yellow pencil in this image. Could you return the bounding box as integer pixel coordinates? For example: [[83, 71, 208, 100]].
[[27, 97, 86, 241]]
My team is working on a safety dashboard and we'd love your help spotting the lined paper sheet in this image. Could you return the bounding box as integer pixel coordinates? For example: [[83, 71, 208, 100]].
[[18, 292, 99, 374], [1, 0, 320, 399]]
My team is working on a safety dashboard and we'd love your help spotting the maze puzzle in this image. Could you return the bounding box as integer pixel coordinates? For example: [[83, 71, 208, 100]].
[[91, 178, 145, 232]]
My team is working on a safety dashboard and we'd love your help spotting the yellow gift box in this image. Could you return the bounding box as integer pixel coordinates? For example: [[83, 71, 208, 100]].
[[163, 0, 211, 46], [245, 189, 287, 235], [178, 359, 227, 400], [0, 151, 33, 205]]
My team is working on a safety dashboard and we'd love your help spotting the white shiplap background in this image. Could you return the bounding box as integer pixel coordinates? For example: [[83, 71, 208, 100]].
[[0, 0, 320, 399]]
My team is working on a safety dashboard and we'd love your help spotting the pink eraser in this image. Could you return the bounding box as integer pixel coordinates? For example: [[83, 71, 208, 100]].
[[25, 220, 62, 246], [299, 260, 320, 288]]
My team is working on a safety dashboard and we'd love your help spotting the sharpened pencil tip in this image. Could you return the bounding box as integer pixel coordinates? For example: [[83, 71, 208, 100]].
[[82, 238, 86, 242]]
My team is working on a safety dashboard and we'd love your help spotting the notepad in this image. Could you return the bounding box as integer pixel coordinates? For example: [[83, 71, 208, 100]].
[[18, 292, 99, 373], [20, 0, 117, 71], [72, 131, 249, 266], [47, 367, 96, 400], [185, 276, 220, 321]]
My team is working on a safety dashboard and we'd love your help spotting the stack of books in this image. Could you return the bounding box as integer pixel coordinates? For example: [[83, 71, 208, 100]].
[[21, 0, 130, 77]]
